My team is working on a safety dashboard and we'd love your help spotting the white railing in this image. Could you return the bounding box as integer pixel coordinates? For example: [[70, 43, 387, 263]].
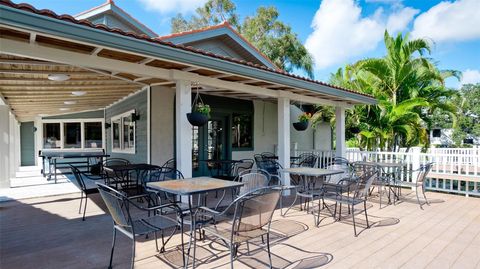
[[295, 148, 480, 197], [293, 149, 336, 168]]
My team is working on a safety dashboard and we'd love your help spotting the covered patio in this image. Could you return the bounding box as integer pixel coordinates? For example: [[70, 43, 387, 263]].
[[1, 190, 479, 269]]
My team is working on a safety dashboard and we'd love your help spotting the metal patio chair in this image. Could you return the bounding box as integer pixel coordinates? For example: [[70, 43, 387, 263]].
[[297, 154, 318, 168], [402, 162, 433, 209], [102, 158, 131, 189], [97, 183, 184, 269], [70, 165, 101, 221], [321, 169, 378, 236], [190, 187, 281, 269]]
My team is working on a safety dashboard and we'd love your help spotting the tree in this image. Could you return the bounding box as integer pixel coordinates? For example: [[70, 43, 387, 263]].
[[326, 31, 460, 151], [171, 0, 314, 78], [452, 83, 480, 145]]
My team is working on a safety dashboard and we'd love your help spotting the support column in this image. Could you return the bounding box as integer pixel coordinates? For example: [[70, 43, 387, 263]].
[[277, 97, 290, 191], [0, 105, 11, 188], [335, 106, 346, 158], [175, 80, 192, 179]]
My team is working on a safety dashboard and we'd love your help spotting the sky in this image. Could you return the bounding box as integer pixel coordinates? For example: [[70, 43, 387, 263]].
[[22, 0, 480, 88]]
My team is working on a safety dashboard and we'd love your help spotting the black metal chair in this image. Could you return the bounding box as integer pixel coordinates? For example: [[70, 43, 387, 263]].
[[102, 158, 131, 188], [402, 162, 433, 209], [255, 159, 283, 185], [97, 183, 184, 269], [70, 165, 101, 221], [321, 169, 378, 236], [191, 187, 281, 269], [297, 154, 318, 168]]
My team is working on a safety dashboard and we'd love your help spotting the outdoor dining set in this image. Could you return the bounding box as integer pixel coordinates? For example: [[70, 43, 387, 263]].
[[68, 152, 433, 269]]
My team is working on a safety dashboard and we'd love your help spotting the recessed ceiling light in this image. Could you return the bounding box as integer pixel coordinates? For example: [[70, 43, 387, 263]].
[[48, 74, 70, 81], [38, 113, 49, 117], [71, 91, 87, 96], [59, 108, 70, 111], [64, 101, 77, 105]]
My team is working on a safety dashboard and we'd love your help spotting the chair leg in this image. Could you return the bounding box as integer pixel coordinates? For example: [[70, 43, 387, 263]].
[[82, 195, 88, 221], [192, 227, 197, 269], [364, 200, 369, 228], [416, 185, 423, 210], [422, 184, 430, 206], [154, 231, 159, 252], [109, 228, 116, 269], [267, 233, 273, 269], [79, 192, 83, 214], [352, 204, 357, 237], [230, 243, 235, 269], [131, 235, 136, 269]]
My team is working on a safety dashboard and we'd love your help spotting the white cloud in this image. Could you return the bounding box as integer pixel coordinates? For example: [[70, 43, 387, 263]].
[[411, 0, 480, 42], [305, 0, 419, 69], [137, 0, 207, 14], [461, 69, 480, 85]]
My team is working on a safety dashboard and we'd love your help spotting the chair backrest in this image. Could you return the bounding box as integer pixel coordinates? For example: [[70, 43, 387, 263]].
[[70, 165, 87, 191], [326, 163, 352, 184], [161, 158, 176, 170], [329, 157, 350, 166], [232, 159, 254, 177], [97, 183, 132, 228], [232, 187, 281, 234], [256, 159, 282, 176], [238, 172, 269, 196], [103, 158, 130, 167], [261, 152, 276, 159], [352, 169, 378, 200], [416, 162, 433, 183], [143, 167, 184, 203], [298, 154, 318, 168]]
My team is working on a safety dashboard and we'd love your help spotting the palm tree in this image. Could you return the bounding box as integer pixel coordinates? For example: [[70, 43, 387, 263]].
[[327, 31, 460, 151]]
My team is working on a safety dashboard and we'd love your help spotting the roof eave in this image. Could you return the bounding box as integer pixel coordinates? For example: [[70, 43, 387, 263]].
[[0, 4, 376, 105]]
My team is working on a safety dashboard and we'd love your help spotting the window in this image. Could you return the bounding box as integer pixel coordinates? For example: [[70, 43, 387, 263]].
[[43, 123, 61, 149], [84, 122, 103, 148], [232, 113, 253, 150], [42, 120, 104, 150], [111, 110, 136, 153], [64, 122, 81, 148]]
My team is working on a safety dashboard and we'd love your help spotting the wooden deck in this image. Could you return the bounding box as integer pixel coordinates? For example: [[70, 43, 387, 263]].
[[1, 190, 480, 269]]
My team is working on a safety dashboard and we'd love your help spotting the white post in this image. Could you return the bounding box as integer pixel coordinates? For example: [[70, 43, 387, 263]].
[[277, 97, 290, 193], [335, 106, 346, 158], [9, 113, 16, 178], [175, 80, 192, 179], [0, 105, 11, 188]]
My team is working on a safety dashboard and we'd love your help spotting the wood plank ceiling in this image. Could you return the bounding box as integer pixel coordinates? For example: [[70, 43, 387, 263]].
[[0, 54, 143, 121]]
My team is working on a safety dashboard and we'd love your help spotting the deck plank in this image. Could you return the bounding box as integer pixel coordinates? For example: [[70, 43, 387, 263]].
[[1, 190, 479, 269]]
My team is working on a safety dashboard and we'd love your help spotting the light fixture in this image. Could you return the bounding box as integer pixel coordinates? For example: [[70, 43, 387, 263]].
[[48, 73, 70, 81], [64, 101, 77, 105], [71, 91, 87, 96], [59, 108, 70, 111], [37, 113, 49, 117]]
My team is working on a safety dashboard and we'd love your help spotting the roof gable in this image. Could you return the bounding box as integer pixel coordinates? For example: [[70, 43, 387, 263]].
[[75, 0, 156, 37], [158, 22, 278, 70]]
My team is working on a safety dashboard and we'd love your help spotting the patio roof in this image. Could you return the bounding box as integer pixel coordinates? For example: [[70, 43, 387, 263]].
[[0, 1, 376, 121]]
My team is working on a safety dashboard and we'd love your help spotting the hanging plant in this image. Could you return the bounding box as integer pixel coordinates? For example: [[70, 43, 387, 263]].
[[187, 82, 210, 126], [293, 112, 311, 131]]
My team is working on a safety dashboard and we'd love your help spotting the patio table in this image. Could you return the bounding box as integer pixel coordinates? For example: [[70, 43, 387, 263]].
[[146, 176, 243, 268], [354, 161, 405, 204], [280, 167, 344, 223]]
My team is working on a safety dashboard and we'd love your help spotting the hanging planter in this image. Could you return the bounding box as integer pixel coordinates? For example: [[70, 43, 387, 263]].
[[293, 112, 311, 131], [187, 82, 211, 127]]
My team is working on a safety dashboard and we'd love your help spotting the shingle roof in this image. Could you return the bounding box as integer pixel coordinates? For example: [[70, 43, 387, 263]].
[[158, 21, 279, 70], [0, 0, 375, 100]]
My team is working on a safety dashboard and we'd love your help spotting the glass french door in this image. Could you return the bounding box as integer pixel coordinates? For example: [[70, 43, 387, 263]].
[[192, 114, 230, 177]]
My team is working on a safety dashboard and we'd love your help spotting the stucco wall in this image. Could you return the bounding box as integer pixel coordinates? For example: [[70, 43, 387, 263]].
[[150, 86, 175, 166]]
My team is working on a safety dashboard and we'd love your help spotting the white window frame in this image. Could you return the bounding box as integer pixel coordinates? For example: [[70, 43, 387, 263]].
[[41, 118, 105, 150], [111, 109, 136, 154]]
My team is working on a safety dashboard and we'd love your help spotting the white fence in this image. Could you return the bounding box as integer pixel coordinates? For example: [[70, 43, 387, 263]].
[[294, 148, 480, 197]]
